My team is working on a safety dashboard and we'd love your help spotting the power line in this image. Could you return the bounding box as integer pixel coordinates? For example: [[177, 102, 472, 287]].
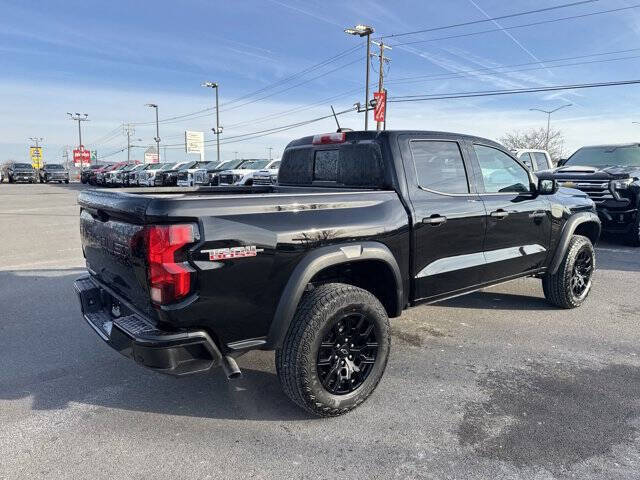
[[388, 79, 640, 102], [381, 0, 601, 39], [387, 51, 640, 87], [131, 45, 362, 126], [389, 4, 639, 47]]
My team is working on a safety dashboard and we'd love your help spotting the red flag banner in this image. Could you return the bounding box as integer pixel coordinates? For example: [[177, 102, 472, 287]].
[[373, 91, 386, 123]]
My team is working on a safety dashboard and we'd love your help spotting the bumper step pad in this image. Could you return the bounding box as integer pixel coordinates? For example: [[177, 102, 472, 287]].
[[75, 275, 222, 376]]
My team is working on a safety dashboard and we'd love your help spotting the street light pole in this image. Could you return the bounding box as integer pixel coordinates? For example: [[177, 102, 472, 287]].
[[67, 113, 89, 170], [529, 104, 572, 151], [345, 24, 375, 131], [145, 104, 161, 163], [201, 82, 222, 164]]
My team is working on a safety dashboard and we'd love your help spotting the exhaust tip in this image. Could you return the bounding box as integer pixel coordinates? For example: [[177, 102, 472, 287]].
[[221, 355, 242, 380]]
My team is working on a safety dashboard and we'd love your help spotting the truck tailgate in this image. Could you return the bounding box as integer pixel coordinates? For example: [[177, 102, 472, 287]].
[[79, 209, 152, 315]]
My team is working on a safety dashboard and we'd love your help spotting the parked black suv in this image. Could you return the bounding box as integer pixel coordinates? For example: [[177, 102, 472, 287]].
[[2, 162, 36, 183], [81, 164, 103, 184], [74, 130, 600, 416], [39, 164, 69, 183], [538, 143, 640, 245]]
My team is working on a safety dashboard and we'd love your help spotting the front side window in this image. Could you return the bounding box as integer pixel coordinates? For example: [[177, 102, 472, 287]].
[[474, 145, 530, 193], [410, 140, 469, 194]]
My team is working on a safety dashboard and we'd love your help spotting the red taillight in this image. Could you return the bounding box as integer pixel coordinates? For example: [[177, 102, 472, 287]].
[[312, 132, 346, 145], [146, 224, 196, 305]]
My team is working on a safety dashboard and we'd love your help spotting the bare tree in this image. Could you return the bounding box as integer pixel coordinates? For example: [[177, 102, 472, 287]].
[[500, 127, 565, 163]]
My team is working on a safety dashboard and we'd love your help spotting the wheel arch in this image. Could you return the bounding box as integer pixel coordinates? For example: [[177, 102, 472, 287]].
[[549, 211, 601, 275], [265, 242, 403, 349]]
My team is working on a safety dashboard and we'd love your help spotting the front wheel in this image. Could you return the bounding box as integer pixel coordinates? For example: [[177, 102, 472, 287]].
[[626, 211, 640, 247], [542, 235, 595, 308], [276, 283, 390, 417]]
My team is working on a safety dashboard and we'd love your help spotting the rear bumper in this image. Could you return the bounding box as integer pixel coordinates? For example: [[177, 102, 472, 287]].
[[74, 275, 222, 376]]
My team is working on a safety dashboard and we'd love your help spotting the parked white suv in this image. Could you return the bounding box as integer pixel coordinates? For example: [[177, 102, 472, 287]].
[[218, 159, 280, 186], [513, 149, 554, 172]]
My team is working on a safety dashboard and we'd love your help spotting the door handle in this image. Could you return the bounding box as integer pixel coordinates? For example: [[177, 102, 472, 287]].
[[422, 215, 447, 226], [529, 211, 546, 219], [490, 209, 509, 219]]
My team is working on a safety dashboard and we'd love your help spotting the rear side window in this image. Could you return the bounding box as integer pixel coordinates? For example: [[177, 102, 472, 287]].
[[532, 152, 549, 170], [410, 140, 469, 194], [314, 150, 338, 181]]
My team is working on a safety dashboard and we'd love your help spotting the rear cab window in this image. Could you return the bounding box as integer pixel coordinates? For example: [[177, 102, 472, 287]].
[[279, 141, 386, 188]]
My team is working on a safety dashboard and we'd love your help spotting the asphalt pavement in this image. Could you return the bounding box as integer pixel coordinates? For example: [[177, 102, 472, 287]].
[[1, 183, 639, 479]]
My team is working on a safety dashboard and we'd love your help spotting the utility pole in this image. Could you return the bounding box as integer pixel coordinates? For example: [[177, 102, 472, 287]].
[[123, 123, 135, 163], [145, 104, 161, 163], [529, 104, 572, 151], [202, 82, 222, 164], [234, 151, 238, 161], [345, 24, 375, 131], [267, 147, 273, 161], [371, 40, 392, 131], [67, 113, 89, 170]]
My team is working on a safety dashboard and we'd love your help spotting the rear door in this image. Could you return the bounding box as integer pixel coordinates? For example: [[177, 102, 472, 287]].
[[400, 135, 487, 301], [469, 143, 551, 281]]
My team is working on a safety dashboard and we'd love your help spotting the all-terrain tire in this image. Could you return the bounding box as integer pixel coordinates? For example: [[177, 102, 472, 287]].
[[626, 211, 640, 247], [542, 235, 595, 309], [275, 283, 391, 417]]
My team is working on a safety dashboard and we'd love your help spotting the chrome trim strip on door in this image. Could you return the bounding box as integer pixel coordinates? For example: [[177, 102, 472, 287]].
[[416, 244, 547, 278]]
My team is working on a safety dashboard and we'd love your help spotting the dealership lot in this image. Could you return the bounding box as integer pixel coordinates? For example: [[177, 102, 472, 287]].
[[1, 183, 639, 479]]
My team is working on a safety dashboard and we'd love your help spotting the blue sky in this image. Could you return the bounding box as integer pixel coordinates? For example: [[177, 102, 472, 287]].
[[1, 0, 639, 164]]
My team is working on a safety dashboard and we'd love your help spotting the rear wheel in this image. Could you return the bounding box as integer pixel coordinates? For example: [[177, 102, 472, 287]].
[[276, 283, 390, 417], [542, 235, 595, 308]]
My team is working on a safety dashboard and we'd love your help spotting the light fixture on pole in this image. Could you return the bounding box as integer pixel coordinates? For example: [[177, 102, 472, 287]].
[[202, 82, 222, 164], [529, 104, 572, 151], [145, 104, 161, 163], [344, 24, 374, 131]]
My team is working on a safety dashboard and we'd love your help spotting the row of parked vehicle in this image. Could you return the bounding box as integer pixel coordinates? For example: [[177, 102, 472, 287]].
[[81, 158, 281, 187], [0, 162, 70, 183]]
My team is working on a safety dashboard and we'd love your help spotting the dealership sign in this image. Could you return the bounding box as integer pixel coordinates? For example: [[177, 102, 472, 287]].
[[73, 146, 91, 167], [30, 146, 43, 169], [144, 147, 159, 164], [185, 130, 205, 160]]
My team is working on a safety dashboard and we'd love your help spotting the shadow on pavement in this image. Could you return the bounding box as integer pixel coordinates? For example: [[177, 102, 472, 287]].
[[0, 268, 312, 422], [436, 291, 554, 311]]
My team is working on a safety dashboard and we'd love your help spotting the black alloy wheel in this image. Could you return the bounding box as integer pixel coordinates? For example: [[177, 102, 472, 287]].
[[316, 311, 379, 395], [570, 247, 593, 300]]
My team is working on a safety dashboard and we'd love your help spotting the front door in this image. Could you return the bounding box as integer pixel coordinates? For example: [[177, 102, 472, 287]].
[[402, 137, 487, 301], [470, 143, 552, 281]]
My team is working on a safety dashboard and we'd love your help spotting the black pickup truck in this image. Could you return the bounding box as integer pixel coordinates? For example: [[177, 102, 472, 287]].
[[537, 143, 640, 246], [74, 130, 600, 416]]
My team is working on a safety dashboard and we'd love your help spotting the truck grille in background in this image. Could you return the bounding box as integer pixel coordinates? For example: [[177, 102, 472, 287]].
[[253, 175, 274, 186], [194, 171, 206, 184], [219, 174, 234, 185], [558, 179, 613, 203]]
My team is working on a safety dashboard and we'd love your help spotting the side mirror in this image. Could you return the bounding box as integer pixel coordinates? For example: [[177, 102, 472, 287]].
[[557, 158, 567, 167], [538, 178, 558, 195]]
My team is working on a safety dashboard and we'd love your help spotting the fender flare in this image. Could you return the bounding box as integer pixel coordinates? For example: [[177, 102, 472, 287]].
[[265, 241, 403, 349], [549, 211, 601, 274]]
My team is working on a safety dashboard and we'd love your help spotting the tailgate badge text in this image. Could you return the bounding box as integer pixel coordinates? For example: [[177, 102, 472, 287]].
[[201, 246, 264, 261]]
